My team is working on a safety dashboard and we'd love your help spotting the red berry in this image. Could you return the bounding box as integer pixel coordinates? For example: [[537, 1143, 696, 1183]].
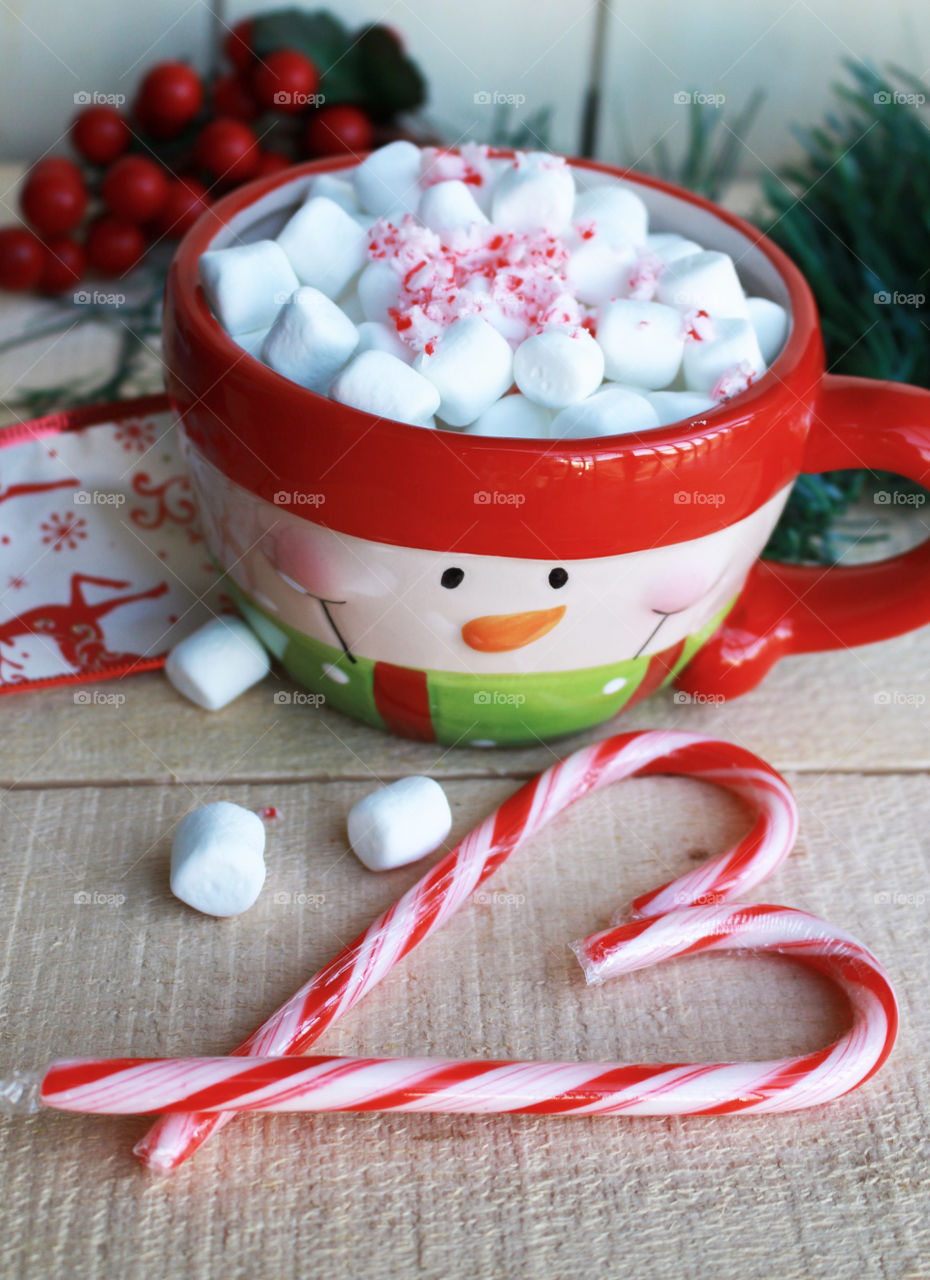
[[101, 156, 169, 223], [251, 49, 319, 113], [150, 176, 209, 238], [211, 73, 257, 121], [224, 19, 254, 73], [195, 118, 259, 183], [71, 106, 130, 165], [304, 104, 374, 157], [0, 227, 45, 290], [85, 215, 146, 275], [254, 150, 291, 178], [20, 160, 87, 236], [135, 61, 204, 137], [39, 237, 86, 294]]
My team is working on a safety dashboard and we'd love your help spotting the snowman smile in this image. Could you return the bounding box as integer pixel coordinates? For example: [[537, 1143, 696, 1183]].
[[461, 606, 566, 652]]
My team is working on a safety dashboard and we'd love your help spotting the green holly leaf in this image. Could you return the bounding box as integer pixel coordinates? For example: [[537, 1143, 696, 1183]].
[[249, 8, 351, 68], [354, 24, 427, 120]]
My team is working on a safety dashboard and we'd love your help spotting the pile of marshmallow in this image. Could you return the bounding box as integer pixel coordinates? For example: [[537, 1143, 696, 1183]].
[[199, 141, 789, 438]]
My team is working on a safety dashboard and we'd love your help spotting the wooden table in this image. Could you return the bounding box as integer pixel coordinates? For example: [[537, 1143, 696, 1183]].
[[1, 169, 928, 1280]]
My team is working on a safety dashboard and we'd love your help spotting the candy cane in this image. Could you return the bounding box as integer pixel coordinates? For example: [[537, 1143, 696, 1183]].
[[135, 730, 802, 1171], [40, 906, 896, 1118]]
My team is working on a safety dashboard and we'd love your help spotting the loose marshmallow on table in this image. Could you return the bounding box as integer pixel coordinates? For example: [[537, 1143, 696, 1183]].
[[199, 240, 299, 336], [418, 179, 488, 234], [657, 250, 750, 320], [513, 328, 605, 409], [357, 261, 401, 324], [276, 196, 368, 298], [171, 801, 267, 917], [331, 349, 440, 427], [354, 140, 422, 217], [261, 287, 359, 393], [747, 296, 789, 365], [466, 393, 552, 438], [355, 319, 411, 363], [165, 617, 271, 711], [491, 152, 575, 234], [596, 299, 685, 388], [414, 316, 514, 426], [682, 317, 765, 395], [646, 233, 703, 265], [572, 185, 649, 249], [646, 390, 715, 426], [551, 386, 659, 439], [347, 776, 452, 871]]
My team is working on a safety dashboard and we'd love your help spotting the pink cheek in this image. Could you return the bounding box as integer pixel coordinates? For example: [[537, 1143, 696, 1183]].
[[263, 526, 338, 598], [647, 567, 713, 616]]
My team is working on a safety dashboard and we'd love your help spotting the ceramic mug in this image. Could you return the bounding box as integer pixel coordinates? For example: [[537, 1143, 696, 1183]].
[[163, 153, 930, 746]]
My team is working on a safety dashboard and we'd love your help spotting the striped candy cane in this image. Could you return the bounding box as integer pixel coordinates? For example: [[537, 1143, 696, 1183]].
[[135, 730, 804, 1170], [43, 906, 896, 1118]]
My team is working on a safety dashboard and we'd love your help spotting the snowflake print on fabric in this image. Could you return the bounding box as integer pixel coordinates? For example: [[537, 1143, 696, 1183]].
[[0, 399, 227, 694], [41, 511, 88, 551], [114, 417, 159, 453]]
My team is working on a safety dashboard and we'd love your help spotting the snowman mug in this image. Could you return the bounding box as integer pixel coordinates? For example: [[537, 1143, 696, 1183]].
[[164, 152, 930, 746]]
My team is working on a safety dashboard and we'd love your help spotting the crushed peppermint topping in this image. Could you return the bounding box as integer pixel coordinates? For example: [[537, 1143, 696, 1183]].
[[370, 210, 585, 353], [711, 360, 757, 402]]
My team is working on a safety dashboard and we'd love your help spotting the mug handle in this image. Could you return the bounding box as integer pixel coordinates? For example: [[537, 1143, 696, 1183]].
[[677, 373, 930, 699]]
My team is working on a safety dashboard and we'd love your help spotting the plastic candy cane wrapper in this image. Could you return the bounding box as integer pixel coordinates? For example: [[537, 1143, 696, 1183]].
[[0, 732, 897, 1162]]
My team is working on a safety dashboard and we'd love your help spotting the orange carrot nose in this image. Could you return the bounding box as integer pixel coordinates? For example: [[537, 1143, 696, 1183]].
[[461, 606, 566, 653]]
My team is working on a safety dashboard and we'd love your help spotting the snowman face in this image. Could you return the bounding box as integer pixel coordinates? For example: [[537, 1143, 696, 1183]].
[[189, 450, 790, 676]]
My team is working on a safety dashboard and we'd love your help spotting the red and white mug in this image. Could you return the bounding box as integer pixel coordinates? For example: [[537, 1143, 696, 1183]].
[[163, 152, 930, 746]]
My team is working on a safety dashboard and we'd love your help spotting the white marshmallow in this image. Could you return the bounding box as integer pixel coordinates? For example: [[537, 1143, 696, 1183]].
[[747, 296, 789, 364], [657, 250, 750, 319], [646, 390, 716, 426], [170, 801, 266, 917], [337, 286, 366, 324], [595, 299, 685, 388], [165, 616, 271, 711], [308, 172, 359, 213], [646, 233, 703, 264], [348, 776, 452, 871], [276, 196, 368, 298], [261, 288, 358, 393], [491, 153, 575, 234], [331, 350, 440, 427], [418, 180, 488, 234], [466, 393, 552, 438], [354, 140, 422, 217], [414, 316, 514, 426], [513, 328, 605, 409], [564, 241, 636, 305], [355, 320, 411, 363], [572, 185, 649, 249], [358, 261, 401, 324], [551, 386, 659, 439], [232, 328, 270, 361], [199, 240, 299, 336], [682, 317, 765, 394]]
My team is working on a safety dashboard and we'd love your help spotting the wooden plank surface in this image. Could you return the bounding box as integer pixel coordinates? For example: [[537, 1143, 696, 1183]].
[[0, 774, 927, 1280]]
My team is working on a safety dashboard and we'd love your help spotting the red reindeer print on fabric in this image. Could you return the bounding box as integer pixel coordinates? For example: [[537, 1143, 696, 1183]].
[[0, 476, 78, 505], [0, 574, 169, 685]]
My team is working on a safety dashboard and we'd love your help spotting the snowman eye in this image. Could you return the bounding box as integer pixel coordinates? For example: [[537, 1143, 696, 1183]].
[[441, 567, 465, 589], [548, 567, 569, 589]]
